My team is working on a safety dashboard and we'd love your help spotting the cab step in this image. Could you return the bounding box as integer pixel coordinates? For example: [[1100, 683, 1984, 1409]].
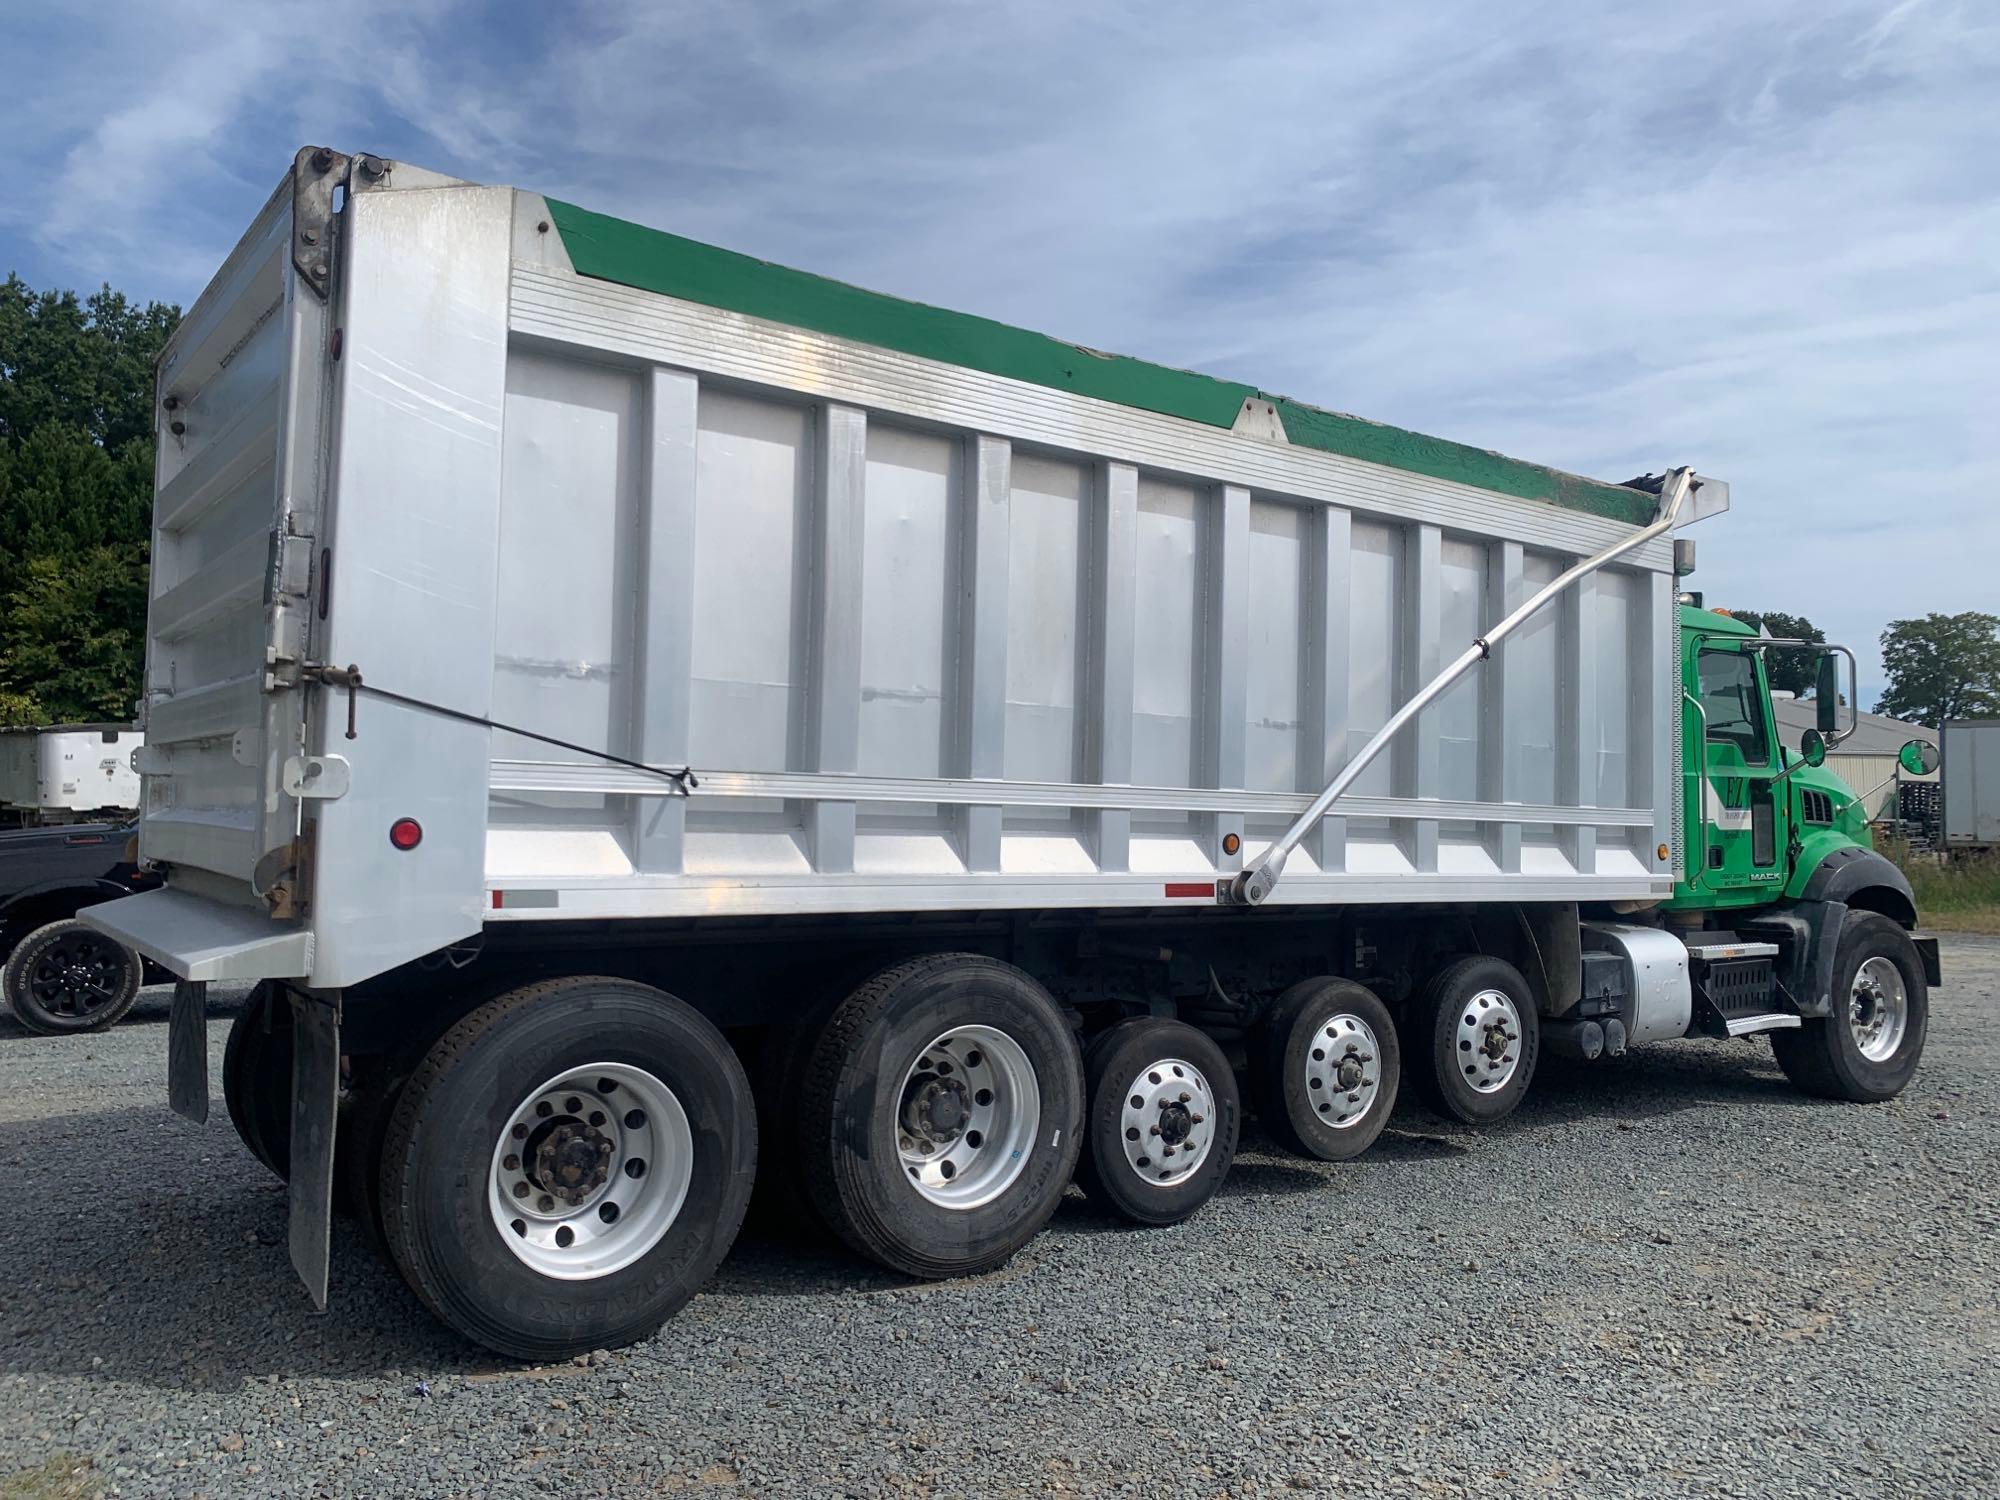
[[1722, 1012, 1802, 1037], [1686, 936, 1794, 1039]]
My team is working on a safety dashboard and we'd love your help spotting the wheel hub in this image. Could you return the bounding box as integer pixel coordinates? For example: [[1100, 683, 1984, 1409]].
[[529, 1119, 614, 1207], [488, 1063, 694, 1281], [895, 1026, 1040, 1210], [1304, 1013, 1382, 1128], [903, 1074, 971, 1147], [1848, 957, 1908, 1064], [1455, 989, 1522, 1094], [1119, 1058, 1216, 1185]]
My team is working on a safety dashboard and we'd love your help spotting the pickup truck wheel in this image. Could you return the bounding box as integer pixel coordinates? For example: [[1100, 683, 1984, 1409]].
[[1407, 956, 1540, 1126], [1252, 978, 1399, 1161], [2, 918, 143, 1035], [799, 954, 1083, 1279], [1771, 913, 1928, 1102], [379, 976, 756, 1360], [1075, 1018, 1238, 1225], [223, 982, 293, 1179]]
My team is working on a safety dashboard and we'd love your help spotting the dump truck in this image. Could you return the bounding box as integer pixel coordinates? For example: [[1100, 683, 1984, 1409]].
[[87, 148, 1940, 1361]]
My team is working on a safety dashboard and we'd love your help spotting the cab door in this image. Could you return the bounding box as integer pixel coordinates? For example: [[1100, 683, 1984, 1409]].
[[1690, 645, 1789, 896]]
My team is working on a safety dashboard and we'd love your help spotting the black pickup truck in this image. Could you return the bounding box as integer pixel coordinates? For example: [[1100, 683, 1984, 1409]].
[[0, 822, 158, 1034]]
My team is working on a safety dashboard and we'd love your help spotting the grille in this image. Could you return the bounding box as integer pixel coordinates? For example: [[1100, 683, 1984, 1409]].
[[1800, 788, 1834, 824]]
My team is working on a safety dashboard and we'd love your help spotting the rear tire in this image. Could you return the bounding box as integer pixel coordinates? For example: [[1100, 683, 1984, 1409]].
[[2, 918, 143, 1035], [223, 982, 292, 1179], [1251, 978, 1400, 1160], [337, 1061, 407, 1252], [1076, 1018, 1238, 1226], [799, 954, 1083, 1280], [379, 976, 757, 1360], [746, 996, 842, 1232], [1406, 956, 1539, 1126], [1771, 912, 1928, 1102]]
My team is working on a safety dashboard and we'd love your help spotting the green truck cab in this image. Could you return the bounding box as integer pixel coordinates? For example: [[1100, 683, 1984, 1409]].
[[1661, 604, 1939, 1100]]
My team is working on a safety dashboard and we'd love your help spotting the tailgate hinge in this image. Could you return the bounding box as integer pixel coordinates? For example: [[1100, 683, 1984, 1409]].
[[291, 148, 388, 300]]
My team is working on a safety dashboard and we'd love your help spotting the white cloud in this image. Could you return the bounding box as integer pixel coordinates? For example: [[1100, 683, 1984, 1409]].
[[3, 0, 1994, 702]]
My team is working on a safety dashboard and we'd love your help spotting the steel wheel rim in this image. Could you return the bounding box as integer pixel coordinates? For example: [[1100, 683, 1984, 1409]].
[[1118, 1055, 1218, 1184], [896, 1024, 1039, 1210], [1455, 988, 1523, 1094], [487, 1062, 693, 1280], [28, 932, 126, 1018], [1305, 1012, 1383, 1127], [1849, 957, 1908, 1063]]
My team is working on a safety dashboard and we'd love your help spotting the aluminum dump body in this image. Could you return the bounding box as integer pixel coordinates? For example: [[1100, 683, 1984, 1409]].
[[92, 150, 1698, 989]]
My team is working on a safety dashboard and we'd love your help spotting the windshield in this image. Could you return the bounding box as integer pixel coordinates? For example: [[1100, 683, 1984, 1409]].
[[1697, 650, 1769, 764]]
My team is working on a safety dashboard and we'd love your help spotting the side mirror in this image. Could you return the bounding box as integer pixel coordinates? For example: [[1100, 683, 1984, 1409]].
[[1898, 739, 1940, 777], [1815, 654, 1839, 735], [1798, 729, 1827, 768]]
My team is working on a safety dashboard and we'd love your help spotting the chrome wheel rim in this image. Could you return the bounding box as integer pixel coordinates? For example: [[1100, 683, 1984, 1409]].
[[1848, 957, 1908, 1064], [1456, 989, 1523, 1094], [1119, 1056, 1218, 1184], [1305, 1013, 1383, 1128], [896, 1025, 1039, 1210], [488, 1062, 693, 1280]]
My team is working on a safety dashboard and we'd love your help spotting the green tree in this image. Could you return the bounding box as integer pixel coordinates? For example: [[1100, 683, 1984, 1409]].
[[0, 547, 148, 723], [0, 275, 177, 449], [1875, 612, 2000, 726], [0, 274, 178, 730], [1722, 609, 1825, 697]]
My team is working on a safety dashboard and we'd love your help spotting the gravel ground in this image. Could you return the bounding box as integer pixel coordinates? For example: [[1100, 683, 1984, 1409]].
[[2, 940, 1996, 1500]]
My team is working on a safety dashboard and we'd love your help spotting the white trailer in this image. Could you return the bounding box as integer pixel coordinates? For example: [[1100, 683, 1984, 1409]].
[[87, 149, 1936, 1361], [0, 725, 143, 825], [1942, 720, 2000, 850]]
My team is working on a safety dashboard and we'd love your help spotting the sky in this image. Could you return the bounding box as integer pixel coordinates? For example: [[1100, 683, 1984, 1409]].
[[1, 0, 1994, 707]]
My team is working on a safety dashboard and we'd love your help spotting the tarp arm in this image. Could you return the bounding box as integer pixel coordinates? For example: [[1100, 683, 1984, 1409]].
[[1227, 466, 1700, 906]]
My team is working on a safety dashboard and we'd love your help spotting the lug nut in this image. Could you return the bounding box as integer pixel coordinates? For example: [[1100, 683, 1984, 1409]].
[[538, 1195, 555, 1212]]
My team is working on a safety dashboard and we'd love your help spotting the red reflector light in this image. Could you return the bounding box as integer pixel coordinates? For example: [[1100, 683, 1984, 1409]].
[[1164, 882, 1215, 899], [389, 817, 423, 851]]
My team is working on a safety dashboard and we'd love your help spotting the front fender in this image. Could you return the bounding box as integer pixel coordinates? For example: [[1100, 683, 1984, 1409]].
[[0, 876, 135, 920], [1793, 845, 1917, 927]]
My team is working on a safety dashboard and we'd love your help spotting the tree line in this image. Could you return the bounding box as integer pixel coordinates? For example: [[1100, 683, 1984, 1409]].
[[0, 274, 178, 726], [0, 271, 1996, 731]]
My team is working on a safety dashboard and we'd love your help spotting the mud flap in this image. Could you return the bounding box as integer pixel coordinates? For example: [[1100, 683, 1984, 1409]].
[[286, 987, 341, 1310], [167, 980, 209, 1123]]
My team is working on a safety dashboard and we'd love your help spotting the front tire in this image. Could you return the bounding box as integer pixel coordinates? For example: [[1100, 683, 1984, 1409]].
[[379, 976, 757, 1360], [1076, 1018, 1239, 1226], [799, 954, 1083, 1280], [1771, 912, 1928, 1102], [2, 918, 143, 1035]]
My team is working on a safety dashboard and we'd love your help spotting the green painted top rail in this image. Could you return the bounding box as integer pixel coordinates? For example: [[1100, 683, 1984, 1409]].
[[545, 198, 1654, 527]]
